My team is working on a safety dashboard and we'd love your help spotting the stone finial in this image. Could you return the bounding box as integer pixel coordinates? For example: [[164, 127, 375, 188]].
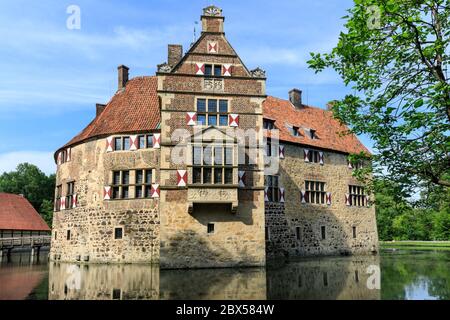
[[203, 5, 223, 17], [250, 67, 266, 78], [157, 63, 172, 73]]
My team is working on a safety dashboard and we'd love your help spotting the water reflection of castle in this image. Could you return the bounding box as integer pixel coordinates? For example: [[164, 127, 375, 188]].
[[48, 256, 380, 300]]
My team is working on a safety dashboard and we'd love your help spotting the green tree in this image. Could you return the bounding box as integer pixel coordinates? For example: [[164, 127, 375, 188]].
[[0, 163, 55, 225], [39, 199, 54, 227], [375, 177, 450, 240], [374, 179, 410, 240], [429, 184, 450, 239], [308, 0, 450, 191]]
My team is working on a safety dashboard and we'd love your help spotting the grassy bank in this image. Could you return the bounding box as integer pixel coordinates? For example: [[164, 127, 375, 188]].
[[381, 241, 450, 251]]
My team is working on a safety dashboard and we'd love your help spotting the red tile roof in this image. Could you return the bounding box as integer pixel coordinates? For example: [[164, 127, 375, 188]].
[[58, 76, 160, 154], [57, 76, 369, 156], [0, 193, 50, 231], [263, 96, 370, 155]]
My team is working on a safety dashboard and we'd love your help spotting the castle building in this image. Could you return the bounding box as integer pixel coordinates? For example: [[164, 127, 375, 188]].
[[51, 6, 378, 268]]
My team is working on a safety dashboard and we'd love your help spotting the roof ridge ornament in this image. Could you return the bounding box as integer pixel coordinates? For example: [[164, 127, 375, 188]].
[[157, 62, 172, 73], [250, 67, 266, 78], [203, 5, 222, 17]]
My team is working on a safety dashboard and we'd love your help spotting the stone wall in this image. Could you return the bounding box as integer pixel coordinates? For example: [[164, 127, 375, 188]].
[[266, 143, 379, 258], [51, 206, 159, 264], [157, 26, 266, 269], [51, 137, 161, 264], [159, 200, 265, 269], [265, 202, 297, 258]]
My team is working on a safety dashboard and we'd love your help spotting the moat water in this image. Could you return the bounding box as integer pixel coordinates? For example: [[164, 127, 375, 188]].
[[0, 249, 449, 300]]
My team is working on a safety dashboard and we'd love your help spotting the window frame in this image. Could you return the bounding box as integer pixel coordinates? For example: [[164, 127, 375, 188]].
[[55, 185, 62, 211], [265, 227, 271, 241], [114, 227, 124, 240], [196, 98, 229, 127], [114, 137, 123, 151], [265, 175, 280, 202], [304, 180, 327, 205], [263, 119, 275, 130], [204, 63, 223, 77], [112, 134, 155, 151], [192, 144, 234, 185], [207, 223, 215, 234], [266, 138, 272, 157], [123, 136, 131, 151], [66, 181, 75, 209], [308, 150, 321, 164], [110, 169, 153, 200], [321, 226, 326, 240], [349, 185, 366, 207], [135, 169, 153, 199], [295, 226, 301, 240]]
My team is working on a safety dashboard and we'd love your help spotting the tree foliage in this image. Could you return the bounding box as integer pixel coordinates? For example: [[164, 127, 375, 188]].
[[0, 163, 55, 226], [308, 0, 450, 190], [375, 178, 450, 240], [39, 199, 55, 227]]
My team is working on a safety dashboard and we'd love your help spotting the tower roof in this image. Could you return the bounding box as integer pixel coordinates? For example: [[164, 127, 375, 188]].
[[56, 76, 160, 158]]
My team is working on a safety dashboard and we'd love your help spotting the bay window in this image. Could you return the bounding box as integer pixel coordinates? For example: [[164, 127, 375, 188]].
[[192, 145, 233, 185]]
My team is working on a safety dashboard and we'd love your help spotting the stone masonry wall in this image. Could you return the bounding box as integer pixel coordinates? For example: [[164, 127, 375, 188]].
[[51, 137, 161, 264], [266, 143, 379, 258], [157, 25, 266, 269], [265, 202, 297, 258]]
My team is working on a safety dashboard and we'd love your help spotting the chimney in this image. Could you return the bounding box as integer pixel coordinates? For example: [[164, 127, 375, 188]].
[[201, 5, 224, 33], [117, 65, 129, 90], [168, 44, 183, 67], [96, 103, 106, 117], [289, 89, 303, 108]]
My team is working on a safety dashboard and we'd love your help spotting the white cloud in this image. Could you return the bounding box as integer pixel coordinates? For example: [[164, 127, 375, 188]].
[[0, 151, 55, 175], [1, 18, 188, 61], [0, 18, 191, 113], [238, 36, 338, 68]]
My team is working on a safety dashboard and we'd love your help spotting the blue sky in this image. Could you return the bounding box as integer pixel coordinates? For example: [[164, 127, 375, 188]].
[[0, 0, 370, 175]]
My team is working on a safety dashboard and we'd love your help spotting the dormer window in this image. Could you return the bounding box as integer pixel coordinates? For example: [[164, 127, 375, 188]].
[[263, 119, 275, 130], [289, 126, 300, 137], [310, 129, 317, 139]]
